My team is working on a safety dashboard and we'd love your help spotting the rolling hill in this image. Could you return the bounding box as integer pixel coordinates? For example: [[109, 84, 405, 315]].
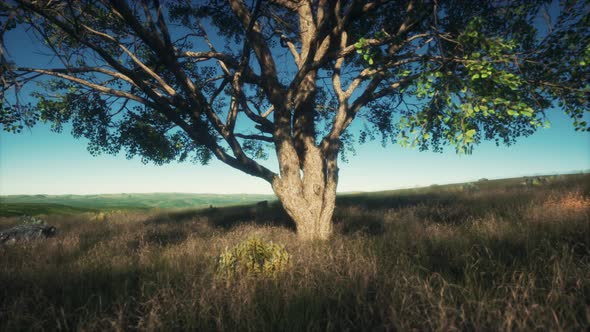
[[1, 173, 587, 217], [0, 192, 275, 216]]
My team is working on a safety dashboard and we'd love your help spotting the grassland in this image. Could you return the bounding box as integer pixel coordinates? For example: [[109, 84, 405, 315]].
[[0, 174, 589, 331], [0, 193, 274, 216]]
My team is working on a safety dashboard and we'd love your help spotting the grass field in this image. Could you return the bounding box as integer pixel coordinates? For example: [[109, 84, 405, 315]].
[[0, 174, 589, 331], [0, 193, 275, 216]]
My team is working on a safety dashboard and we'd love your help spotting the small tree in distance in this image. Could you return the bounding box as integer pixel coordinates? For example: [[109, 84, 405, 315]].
[[1, 0, 588, 240]]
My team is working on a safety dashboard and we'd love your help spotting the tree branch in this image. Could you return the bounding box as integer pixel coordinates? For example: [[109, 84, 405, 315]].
[[268, 0, 299, 11], [235, 133, 274, 143], [79, 23, 177, 97], [228, 0, 287, 107], [17, 0, 277, 183], [180, 51, 261, 85], [16, 67, 152, 105], [194, 19, 232, 76]]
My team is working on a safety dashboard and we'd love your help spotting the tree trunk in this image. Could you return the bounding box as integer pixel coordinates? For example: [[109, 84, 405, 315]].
[[273, 178, 336, 241], [272, 141, 339, 241]]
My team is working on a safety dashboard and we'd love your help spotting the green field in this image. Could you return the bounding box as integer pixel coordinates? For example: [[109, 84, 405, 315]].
[[2, 174, 582, 217], [0, 192, 275, 216], [0, 173, 589, 331]]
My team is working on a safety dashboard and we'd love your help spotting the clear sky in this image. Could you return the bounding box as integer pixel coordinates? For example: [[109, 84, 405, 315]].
[[2, 110, 588, 195], [1, 9, 589, 196]]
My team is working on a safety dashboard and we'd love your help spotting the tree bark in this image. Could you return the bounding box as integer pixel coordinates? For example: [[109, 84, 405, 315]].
[[271, 138, 339, 241]]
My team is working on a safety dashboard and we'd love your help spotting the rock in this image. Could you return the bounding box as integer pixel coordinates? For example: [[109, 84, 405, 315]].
[[0, 224, 57, 244]]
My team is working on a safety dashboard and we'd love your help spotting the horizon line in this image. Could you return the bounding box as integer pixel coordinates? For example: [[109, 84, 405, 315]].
[[2, 170, 587, 197]]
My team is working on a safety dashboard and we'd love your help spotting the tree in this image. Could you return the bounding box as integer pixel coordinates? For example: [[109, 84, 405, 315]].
[[1, 0, 588, 240]]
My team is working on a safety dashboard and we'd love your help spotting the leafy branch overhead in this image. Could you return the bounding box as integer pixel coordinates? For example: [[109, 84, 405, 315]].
[[1, 0, 588, 239]]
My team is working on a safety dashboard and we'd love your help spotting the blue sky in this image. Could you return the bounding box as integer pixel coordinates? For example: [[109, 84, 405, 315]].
[[1, 8, 589, 196], [2, 110, 588, 195]]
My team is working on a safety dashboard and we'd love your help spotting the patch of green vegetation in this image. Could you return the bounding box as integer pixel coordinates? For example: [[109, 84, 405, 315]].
[[0, 203, 98, 217], [0, 193, 275, 216], [218, 237, 291, 280]]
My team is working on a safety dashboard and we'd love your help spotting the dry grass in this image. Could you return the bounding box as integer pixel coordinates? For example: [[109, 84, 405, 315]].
[[1, 175, 589, 331]]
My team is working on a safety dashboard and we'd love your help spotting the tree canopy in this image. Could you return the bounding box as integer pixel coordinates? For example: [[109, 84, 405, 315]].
[[1, 0, 588, 239]]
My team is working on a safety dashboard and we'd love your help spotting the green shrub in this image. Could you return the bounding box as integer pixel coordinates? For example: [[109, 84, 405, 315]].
[[20, 215, 44, 225], [217, 237, 290, 279]]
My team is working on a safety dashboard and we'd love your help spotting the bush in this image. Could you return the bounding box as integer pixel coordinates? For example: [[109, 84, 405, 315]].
[[217, 237, 290, 279], [20, 215, 45, 225]]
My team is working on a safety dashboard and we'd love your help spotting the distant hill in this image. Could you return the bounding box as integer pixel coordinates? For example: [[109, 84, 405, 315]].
[[336, 173, 590, 208], [1, 173, 588, 217], [0, 193, 275, 216], [0, 203, 99, 216]]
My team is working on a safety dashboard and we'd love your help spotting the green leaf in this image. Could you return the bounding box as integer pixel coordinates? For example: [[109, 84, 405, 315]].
[[465, 129, 476, 138]]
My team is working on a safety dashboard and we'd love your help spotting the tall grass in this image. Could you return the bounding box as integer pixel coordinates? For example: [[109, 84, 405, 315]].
[[1, 175, 589, 331]]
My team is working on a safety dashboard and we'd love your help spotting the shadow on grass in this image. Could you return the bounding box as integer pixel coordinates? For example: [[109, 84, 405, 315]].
[[146, 201, 389, 237], [0, 262, 145, 331], [337, 192, 452, 211], [143, 192, 473, 238], [141, 173, 590, 237], [145, 201, 297, 232]]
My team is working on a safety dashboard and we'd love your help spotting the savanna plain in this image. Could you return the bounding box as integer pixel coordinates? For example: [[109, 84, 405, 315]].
[[1, 174, 589, 331]]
